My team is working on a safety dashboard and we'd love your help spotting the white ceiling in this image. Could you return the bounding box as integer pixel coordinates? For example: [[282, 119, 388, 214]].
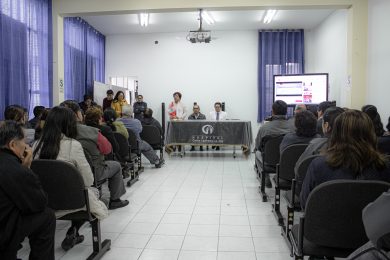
[[81, 9, 336, 35]]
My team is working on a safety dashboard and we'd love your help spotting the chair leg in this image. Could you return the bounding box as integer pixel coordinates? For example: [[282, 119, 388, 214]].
[[285, 205, 294, 236], [259, 170, 268, 202], [272, 186, 284, 226], [87, 218, 111, 260]]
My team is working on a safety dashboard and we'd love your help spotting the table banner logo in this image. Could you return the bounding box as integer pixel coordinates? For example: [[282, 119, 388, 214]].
[[202, 125, 214, 135]]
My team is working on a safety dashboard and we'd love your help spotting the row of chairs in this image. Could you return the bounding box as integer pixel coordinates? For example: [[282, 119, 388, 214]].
[[27, 125, 164, 260], [255, 135, 390, 259]]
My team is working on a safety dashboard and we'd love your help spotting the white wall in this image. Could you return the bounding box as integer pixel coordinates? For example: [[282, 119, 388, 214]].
[[305, 9, 348, 107], [105, 30, 259, 132], [367, 0, 390, 125]]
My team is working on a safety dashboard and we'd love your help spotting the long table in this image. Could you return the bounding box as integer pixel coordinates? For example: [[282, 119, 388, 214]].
[[165, 120, 252, 156]]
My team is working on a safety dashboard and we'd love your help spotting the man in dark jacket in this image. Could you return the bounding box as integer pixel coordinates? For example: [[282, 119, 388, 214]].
[[187, 104, 206, 151], [133, 94, 147, 120], [0, 121, 55, 260]]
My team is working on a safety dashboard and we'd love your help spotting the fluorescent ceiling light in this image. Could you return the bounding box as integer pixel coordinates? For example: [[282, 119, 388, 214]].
[[139, 13, 149, 27], [263, 10, 277, 24], [202, 10, 215, 25]]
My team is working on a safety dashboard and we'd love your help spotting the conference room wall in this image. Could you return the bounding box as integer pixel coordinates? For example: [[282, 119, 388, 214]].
[[105, 30, 259, 135], [366, 0, 390, 126], [305, 9, 348, 108]]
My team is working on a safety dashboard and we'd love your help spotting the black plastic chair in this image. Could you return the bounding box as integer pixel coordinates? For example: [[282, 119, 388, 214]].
[[284, 155, 320, 237], [273, 143, 308, 226], [289, 180, 390, 260], [83, 148, 106, 195], [255, 135, 285, 202], [113, 132, 139, 183], [31, 159, 110, 260], [127, 129, 142, 169], [140, 125, 164, 160]]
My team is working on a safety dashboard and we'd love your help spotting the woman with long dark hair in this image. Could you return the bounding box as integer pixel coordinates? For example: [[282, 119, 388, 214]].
[[111, 91, 128, 117], [103, 108, 129, 139], [301, 110, 390, 207], [33, 106, 107, 251]]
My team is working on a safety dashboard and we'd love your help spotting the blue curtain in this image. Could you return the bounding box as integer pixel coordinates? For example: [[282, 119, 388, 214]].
[[0, 0, 52, 119], [64, 17, 105, 101], [257, 29, 304, 122]]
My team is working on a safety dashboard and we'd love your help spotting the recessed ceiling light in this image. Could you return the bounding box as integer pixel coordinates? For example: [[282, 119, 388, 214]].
[[263, 10, 277, 24], [202, 10, 215, 25], [139, 13, 149, 27]]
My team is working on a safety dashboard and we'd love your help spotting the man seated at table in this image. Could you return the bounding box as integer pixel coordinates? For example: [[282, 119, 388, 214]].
[[209, 102, 227, 121], [188, 103, 206, 151], [209, 102, 228, 151]]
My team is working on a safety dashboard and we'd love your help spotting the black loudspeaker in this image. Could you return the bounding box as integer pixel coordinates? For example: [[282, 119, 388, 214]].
[[222, 102, 225, 111]]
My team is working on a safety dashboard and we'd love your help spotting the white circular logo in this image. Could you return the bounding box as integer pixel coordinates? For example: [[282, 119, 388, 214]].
[[202, 125, 214, 135]]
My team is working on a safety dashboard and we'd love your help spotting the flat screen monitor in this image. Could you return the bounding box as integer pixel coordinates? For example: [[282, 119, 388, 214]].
[[273, 73, 328, 105]]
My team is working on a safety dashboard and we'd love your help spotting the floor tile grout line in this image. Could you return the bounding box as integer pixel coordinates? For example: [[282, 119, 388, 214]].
[[239, 156, 259, 260], [176, 158, 212, 259], [134, 158, 190, 259]]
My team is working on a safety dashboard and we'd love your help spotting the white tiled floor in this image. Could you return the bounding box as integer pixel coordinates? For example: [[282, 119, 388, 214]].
[[18, 150, 293, 260]]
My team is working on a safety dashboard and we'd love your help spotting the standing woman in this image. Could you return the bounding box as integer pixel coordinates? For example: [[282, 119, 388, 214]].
[[33, 106, 108, 251], [111, 91, 128, 117], [168, 91, 187, 120]]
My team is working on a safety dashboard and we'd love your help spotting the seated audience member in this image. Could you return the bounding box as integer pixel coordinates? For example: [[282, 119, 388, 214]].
[[61, 100, 128, 210], [85, 107, 119, 159], [29, 105, 45, 129], [362, 105, 385, 137], [111, 91, 128, 117], [280, 110, 319, 152], [33, 107, 108, 251], [316, 101, 333, 136], [102, 89, 114, 111], [103, 108, 129, 139], [0, 121, 55, 260], [209, 102, 227, 121], [168, 92, 187, 120], [22, 107, 32, 129], [287, 104, 307, 129], [141, 108, 163, 138], [300, 110, 390, 208], [255, 100, 294, 187], [348, 189, 390, 259], [295, 107, 345, 176], [4, 105, 35, 144], [133, 94, 147, 120], [34, 108, 50, 140], [188, 104, 206, 151], [119, 105, 165, 168], [79, 94, 97, 113], [255, 100, 294, 150], [362, 105, 390, 155]]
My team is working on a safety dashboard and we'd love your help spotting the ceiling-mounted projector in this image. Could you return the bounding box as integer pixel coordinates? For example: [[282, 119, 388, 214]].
[[187, 9, 211, 43]]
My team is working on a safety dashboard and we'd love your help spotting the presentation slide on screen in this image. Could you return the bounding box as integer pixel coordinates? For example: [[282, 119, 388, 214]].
[[274, 74, 328, 105]]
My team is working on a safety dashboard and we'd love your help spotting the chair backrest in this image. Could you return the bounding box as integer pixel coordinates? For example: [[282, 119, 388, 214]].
[[262, 135, 285, 166], [304, 180, 390, 249], [30, 159, 86, 210], [294, 154, 320, 196], [278, 144, 308, 181], [127, 129, 139, 153], [140, 125, 162, 147], [113, 132, 130, 159]]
